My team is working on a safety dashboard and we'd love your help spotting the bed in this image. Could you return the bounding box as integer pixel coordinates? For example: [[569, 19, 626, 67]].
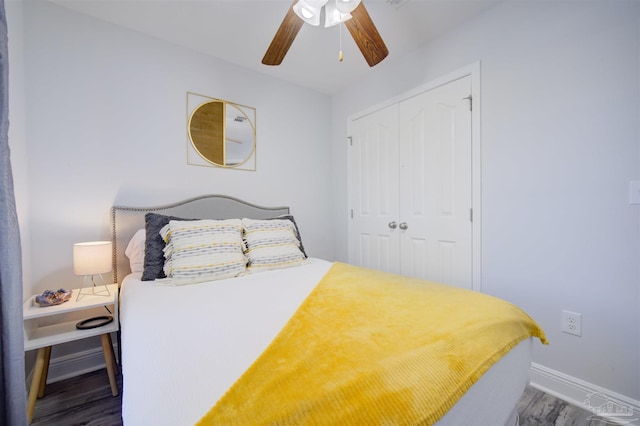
[[111, 194, 547, 426]]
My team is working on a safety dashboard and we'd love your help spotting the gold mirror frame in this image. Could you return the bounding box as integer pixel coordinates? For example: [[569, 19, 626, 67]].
[[186, 92, 256, 170]]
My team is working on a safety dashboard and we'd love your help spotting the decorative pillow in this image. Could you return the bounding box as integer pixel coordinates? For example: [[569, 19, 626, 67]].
[[124, 229, 146, 273], [272, 215, 307, 258], [141, 213, 194, 281], [160, 219, 246, 285], [242, 218, 306, 273]]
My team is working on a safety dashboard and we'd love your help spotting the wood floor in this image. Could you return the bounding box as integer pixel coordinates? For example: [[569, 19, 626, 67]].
[[31, 368, 605, 426], [31, 369, 122, 426], [516, 386, 613, 426]]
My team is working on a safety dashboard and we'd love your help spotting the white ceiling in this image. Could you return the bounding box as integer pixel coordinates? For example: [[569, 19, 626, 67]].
[[48, 0, 501, 95]]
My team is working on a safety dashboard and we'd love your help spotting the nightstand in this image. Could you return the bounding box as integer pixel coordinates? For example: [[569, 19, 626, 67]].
[[23, 284, 119, 423]]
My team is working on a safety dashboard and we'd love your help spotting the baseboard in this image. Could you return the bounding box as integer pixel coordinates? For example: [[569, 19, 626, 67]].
[[47, 346, 113, 384], [26, 342, 119, 387], [530, 363, 639, 425]]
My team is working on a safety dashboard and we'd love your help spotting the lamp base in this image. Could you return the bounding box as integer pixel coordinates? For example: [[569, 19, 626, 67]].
[[76, 274, 111, 301]]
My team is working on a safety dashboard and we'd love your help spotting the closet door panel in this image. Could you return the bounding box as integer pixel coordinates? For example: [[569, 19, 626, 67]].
[[399, 76, 473, 288], [348, 104, 401, 273]]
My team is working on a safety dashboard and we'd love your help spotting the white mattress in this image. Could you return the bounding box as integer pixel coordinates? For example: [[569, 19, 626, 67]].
[[120, 258, 532, 426]]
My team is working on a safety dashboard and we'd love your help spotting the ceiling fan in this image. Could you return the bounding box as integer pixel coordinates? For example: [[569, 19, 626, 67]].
[[262, 0, 389, 67]]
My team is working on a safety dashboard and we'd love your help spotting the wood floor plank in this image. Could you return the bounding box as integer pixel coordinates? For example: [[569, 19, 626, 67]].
[[31, 369, 122, 426], [516, 386, 615, 426]]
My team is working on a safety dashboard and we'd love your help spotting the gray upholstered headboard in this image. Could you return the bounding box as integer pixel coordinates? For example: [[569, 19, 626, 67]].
[[110, 194, 289, 284]]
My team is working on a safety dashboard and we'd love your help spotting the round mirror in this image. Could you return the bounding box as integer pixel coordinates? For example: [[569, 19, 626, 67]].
[[188, 97, 256, 169]]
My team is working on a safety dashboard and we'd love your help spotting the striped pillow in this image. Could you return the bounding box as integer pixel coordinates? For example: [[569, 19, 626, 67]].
[[159, 219, 246, 285], [242, 218, 306, 273]]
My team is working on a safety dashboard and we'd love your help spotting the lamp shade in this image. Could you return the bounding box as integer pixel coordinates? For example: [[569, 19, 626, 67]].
[[335, 0, 361, 13], [303, 0, 328, 7], [73, 241, 112, 276], [325, 1, 352, 27], [293, 0, 321, 26]]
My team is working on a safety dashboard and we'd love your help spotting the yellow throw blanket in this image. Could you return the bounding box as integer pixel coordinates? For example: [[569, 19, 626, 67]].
[[198, 262, 548, 425]]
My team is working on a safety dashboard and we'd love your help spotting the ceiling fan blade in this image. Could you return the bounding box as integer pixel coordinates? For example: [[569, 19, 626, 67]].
[[262, 2, 304, 66], [344, 2, 389, 67]]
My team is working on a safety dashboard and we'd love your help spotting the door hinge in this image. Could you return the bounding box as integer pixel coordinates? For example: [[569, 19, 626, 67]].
[[347, 136, 353, 146], [463, 95, 472, 111], [350, 209, 354, 219], [470, 208, 473, 222]]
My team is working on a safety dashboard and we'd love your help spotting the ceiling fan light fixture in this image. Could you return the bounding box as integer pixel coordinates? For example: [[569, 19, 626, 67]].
[[324, 1, 352, 27], [263, 0, 388, 67], [304, 0, 329, 7], [293, 0, 322, 26], [336, 0, 361, 14]]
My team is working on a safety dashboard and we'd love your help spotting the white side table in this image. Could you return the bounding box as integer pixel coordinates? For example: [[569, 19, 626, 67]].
[[23, 284, 119, 423]]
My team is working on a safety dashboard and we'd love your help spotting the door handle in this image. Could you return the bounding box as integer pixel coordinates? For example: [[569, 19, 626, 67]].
[[399, 222, 408, 230], [388, 221, 397, 229]]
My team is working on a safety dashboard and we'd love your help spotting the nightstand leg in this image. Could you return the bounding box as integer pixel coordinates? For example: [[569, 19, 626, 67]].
[[38, 346, 52, 398], [100, 333, 119, 396], [27, 347, 49, 423]]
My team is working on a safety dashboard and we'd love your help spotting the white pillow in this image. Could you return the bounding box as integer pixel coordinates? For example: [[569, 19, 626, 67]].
[[124, 229, 146, 273], [242, 218, 306, 273], [159, 219, 246, 285]]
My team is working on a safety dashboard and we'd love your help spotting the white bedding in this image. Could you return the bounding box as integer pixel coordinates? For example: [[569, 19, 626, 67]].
[[120, 258, 532, 426]]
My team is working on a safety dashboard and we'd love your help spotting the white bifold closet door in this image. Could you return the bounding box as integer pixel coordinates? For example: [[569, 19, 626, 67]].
[[348, 76, 472, 289], [348, 102, 401, 275]]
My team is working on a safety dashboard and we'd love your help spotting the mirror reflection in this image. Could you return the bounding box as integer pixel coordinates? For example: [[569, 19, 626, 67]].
[[187, 93, 256, 170]]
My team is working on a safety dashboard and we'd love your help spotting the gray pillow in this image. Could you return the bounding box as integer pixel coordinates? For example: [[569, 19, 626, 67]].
[[141, 213, 193, 281]]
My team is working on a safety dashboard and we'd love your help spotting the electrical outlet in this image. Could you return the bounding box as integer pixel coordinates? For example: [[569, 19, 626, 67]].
[[562, 310, 582, 336]]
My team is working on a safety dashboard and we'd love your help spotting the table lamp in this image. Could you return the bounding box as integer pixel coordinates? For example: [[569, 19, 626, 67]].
[[73, 241, 112, 300]]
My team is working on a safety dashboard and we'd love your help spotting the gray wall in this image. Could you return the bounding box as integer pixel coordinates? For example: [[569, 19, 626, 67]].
[[332, 0, 640, 402], [11, 0, 335, 363], [17, 0, 335, 293]]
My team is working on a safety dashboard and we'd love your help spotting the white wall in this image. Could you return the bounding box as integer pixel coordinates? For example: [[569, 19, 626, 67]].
[[333, 0, 640, 403], [14, 1, 334, 362], [19, 0, 334, 294], [6, 0, 30, 290]]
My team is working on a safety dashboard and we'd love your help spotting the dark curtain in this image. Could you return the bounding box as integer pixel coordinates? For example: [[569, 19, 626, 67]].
[[0, 0, 28, 424]]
